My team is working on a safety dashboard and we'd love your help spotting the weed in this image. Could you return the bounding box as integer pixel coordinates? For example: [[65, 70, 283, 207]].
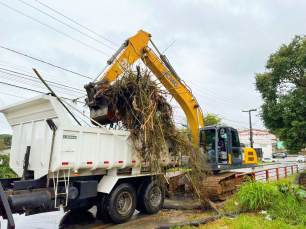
[[223, 196, 240, 213], [235, 176, 306, 226], [237, 180, 281, 211]]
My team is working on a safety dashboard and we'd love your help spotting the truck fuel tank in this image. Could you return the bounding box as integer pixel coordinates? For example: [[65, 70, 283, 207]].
[[8, 192, 51, 211]]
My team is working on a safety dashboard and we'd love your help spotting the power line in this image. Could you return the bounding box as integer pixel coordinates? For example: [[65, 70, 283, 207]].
[[184, 79, 250, 107], [174, 114, 251, 126], [252, 119, 261, 125], [19, 0, 116, 51], [34, 0, 119, 47], [190, 84, 248, 108], [193, 93, 242, 109], [0, 68, 84, 93], [223, 118, 249, 124], [0, 91, 27, 99], [0, 60, 84, 88], [0, 81, 86, 104], [0, 2, 111, 58], [0, 81, 44, 93], [0, 45, 93, 80], [0, 73, 83, 97]]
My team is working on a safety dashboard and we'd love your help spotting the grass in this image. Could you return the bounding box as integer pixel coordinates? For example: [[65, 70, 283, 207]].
[[235, 174, 306, 226], [174, 213, 306, 229], [198, 213, 305, 229], [174, 174, 306, 229]]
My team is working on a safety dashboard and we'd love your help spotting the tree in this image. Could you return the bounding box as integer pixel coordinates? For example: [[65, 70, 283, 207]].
[[0, 134, 12, 146], [255, 35, 306, 154], [202, 113, 227, 126], [0, 139, 5, 151], [179, 112, 226, 133], [179, 113, 226, 144]]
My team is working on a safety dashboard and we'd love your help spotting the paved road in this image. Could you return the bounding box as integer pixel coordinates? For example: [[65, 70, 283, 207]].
[[1, 156, 303, 229]]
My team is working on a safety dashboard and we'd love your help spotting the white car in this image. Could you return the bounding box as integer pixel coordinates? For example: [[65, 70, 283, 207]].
[[296, 156, 306, 163], [262, 158, 278, 163]]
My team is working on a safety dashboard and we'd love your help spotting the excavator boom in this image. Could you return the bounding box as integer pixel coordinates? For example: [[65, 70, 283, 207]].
[[85, 30, 204, 144]]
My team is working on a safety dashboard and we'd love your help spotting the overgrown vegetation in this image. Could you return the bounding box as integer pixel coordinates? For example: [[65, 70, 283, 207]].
[[177, 213, 306, 229], [0, 154, 18, 178], [0, 134, 12, 147], [173, 175, 306, 229], [0, 139, 5, 151], [236, 175, 306, 226]]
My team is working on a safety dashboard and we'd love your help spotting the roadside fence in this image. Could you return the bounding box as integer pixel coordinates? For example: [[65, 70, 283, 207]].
[[235, 164, 304, 184]]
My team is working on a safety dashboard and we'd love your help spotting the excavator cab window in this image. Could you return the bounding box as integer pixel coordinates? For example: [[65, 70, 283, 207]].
[[218, 128, 228, 163], [231, 130, 240, 147], [200, 129, 217, 163], [230, 129, 242, 164], [200, 129, 215, 151]]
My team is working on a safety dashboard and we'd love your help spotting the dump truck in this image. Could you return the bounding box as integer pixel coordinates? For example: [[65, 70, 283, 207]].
[[0, 94, 176, 227]]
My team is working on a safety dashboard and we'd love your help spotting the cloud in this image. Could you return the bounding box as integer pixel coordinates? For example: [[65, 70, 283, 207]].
[[1, 0, 306, 133]]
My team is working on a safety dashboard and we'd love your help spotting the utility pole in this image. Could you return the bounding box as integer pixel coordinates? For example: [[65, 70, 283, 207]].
[[243, 109, 257, 148]]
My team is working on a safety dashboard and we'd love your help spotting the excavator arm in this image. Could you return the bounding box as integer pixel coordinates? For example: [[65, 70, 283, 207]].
[[85, 30, 204, 144]]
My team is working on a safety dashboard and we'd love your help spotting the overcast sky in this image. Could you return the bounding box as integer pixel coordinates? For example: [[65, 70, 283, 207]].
[[0, 0, 305, 134]]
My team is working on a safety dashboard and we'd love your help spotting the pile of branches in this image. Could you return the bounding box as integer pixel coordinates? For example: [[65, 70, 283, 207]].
[[97, 67, 197, 173]]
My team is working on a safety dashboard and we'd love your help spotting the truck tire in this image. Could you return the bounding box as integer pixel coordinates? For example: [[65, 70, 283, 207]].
[[97, 183, 136, 224], [96, 194, 112, 222], [136, 179, 164, 214]]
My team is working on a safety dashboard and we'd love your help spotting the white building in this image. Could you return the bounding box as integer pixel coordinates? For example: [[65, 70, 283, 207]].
[[238, 128, 277, 158]]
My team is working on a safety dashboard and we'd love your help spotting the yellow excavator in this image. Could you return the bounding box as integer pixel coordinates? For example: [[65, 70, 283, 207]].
[[84, 30, 258, 200]]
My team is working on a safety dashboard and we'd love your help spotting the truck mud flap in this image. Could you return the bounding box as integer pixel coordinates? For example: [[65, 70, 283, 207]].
[[0, 183, 15, 229]]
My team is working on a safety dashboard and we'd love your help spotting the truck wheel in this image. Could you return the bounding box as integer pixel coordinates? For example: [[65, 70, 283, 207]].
[[136, 179, 164, 214], [96, 194, 112, 222], [97, 183, 136, 224]]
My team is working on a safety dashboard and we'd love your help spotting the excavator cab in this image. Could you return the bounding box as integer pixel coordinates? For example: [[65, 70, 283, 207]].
[[199, 126, 257, 172]]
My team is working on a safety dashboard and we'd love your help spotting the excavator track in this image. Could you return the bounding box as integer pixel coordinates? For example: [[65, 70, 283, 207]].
[[201, 172, 240, 201]]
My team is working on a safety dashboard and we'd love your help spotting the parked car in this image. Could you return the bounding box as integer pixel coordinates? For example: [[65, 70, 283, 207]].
[[296, 156, 306, 163], [274, 153, 286, 159], [262, 158, 278, 163]]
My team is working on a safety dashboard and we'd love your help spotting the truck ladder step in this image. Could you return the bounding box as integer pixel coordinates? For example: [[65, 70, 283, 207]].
[[52, 169, 70, 208]]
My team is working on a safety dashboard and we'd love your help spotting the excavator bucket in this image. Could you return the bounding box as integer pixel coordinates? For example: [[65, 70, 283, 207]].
[[84, 82, 120, 125]]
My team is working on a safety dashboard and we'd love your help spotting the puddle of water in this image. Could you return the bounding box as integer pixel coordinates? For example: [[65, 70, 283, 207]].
[[1, 210, 64, 229]]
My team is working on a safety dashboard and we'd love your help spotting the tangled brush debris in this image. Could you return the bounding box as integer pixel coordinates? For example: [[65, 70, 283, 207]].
[[96, 67, 197, 172], [94, 67, 209, 200]]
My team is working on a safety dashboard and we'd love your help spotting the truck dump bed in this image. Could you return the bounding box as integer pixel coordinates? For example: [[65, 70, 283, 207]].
[[0, 94, 176, 179]]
